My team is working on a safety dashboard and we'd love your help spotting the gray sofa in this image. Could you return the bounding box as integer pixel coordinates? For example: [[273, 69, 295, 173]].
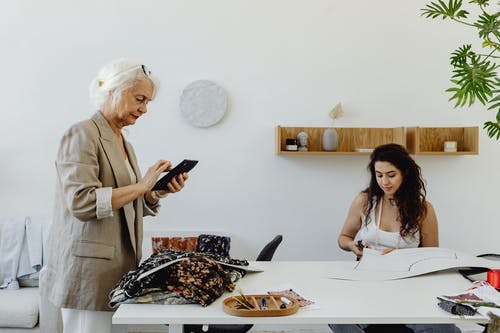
[[0, 218, 61, 333], [0, 282, 61, 333], [0, 286, 40, 332]]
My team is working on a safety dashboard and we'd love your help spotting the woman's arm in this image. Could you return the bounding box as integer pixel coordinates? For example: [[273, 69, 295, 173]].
[[112, 160, 170, 210], [419, 201, 439, 247], [143, 173, 188, 206], [338, 193, 366, 256]]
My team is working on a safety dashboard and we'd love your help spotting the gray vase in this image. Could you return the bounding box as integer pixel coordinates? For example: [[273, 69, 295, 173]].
[[322, 128, 338, 151]]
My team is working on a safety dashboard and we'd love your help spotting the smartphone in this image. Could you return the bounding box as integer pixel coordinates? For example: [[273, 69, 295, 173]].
[[152, 159, 198, 191]]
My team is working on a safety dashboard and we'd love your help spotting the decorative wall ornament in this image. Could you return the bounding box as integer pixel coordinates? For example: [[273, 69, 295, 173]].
[[180, 80, 228, 128], [323, 102, 344, 151], [329, 102, 344, 121], [297, 132, 308, 152], [322, 128, 338, 151]]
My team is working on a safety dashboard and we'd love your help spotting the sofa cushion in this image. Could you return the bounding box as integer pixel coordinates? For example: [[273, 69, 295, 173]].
[[0, 287, 39, 328], [18, 277, 39, 288]]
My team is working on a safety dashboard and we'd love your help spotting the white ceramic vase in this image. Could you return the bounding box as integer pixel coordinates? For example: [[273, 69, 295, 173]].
[[322, 128, 338, 151]]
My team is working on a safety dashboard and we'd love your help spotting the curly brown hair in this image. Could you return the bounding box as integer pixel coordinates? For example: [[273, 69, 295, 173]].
[[363, 144, 427, 237]]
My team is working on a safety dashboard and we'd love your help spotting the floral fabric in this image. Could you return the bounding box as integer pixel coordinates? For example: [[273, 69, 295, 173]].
[[109, 249, 248, 307], [196, 234, 231, 257], [152, 236, 198, 254]]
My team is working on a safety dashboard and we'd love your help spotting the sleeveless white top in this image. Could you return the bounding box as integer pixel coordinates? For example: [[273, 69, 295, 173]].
[[355, 198, 420, 251]]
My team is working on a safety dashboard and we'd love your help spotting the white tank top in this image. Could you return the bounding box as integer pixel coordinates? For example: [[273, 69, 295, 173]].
[[355, 198, 420, 251]]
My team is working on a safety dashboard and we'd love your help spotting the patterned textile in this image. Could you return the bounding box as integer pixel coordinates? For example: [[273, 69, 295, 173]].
[[109, 288, 191, 307], [152, 236, 198, 254], [196, 234, 231, 257], [109, 249, 248, 307]]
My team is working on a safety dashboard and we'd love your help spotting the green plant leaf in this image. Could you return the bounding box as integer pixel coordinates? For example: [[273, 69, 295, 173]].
[[481, 38, 500, 49], [483, 119, 500, 139], [421, 0, 469, 19], [488, 94, 500, 110], [450, 44, 473, 66], [469, 0, 490, 6], [447, 57, 497, 107], [483, 79, 500, 140], [423, 0, 499, 140], [474, 12, 500, 39], [487, 78, 500, 111]]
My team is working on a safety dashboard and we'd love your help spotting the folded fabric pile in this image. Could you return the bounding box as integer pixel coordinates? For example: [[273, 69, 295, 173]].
[[109, 249, 248, 308]]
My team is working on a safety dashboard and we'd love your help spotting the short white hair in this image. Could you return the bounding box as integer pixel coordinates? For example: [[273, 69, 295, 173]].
[[89, 58, 159, 110]]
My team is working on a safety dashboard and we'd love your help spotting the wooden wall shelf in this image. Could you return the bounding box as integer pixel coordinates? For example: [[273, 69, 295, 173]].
[[406, 127, 478, 155], [276, 126, 405, 155]]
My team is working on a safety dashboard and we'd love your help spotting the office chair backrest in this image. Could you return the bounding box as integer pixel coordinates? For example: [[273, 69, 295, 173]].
[[256, 235, 283, 261]]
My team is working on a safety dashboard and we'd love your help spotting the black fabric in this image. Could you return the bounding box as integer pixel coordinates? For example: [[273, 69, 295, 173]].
[[437, 297, 477, 316], [196, 234, 231, 257], [364, 324, 415, 333]]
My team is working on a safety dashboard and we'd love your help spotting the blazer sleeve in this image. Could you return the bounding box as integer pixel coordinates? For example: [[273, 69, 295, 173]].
[[55, 121, 104, 221], [143, 197, 160, 217]]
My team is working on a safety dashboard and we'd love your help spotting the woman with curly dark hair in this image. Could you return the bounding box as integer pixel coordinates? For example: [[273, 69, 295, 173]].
[[338, 143, 436, 256], [330, 143, 460, 333]]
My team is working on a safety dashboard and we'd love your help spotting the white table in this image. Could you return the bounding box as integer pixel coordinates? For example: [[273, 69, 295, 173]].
[[113, 261, 488, 333]]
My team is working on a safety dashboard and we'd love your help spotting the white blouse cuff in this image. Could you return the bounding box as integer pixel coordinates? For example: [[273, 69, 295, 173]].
[[96, 187, 114, 219]]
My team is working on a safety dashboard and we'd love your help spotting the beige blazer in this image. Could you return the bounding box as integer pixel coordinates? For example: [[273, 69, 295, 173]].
[[41, 112, 159, 311]]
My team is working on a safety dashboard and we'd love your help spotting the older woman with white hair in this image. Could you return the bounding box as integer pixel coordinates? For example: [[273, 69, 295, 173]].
[[41, 58, 188, 333]]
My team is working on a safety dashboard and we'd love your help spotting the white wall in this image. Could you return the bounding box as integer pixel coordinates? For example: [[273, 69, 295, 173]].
[[1, 0, 498, 261]]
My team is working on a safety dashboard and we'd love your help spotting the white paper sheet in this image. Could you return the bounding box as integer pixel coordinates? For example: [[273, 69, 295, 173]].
[[326, 248, 500, 281]]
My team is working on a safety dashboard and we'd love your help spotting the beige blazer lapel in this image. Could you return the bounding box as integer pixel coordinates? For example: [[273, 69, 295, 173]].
[[91, 112, 138, 255]]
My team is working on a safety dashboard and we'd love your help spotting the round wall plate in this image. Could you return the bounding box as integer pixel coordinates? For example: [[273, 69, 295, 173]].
[[179, 80, 228, 128]]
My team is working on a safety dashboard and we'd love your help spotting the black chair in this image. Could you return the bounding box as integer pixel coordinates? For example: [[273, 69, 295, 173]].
[[183, 235, 284, 333], [364, 324, 414, 333], [255, 235, 283, 261]]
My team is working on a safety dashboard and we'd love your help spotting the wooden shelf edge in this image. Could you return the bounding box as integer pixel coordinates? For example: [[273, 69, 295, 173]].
[[276, 151, 372, 156], [277, 151, 478, 156], [413, 151, 478, 155]]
